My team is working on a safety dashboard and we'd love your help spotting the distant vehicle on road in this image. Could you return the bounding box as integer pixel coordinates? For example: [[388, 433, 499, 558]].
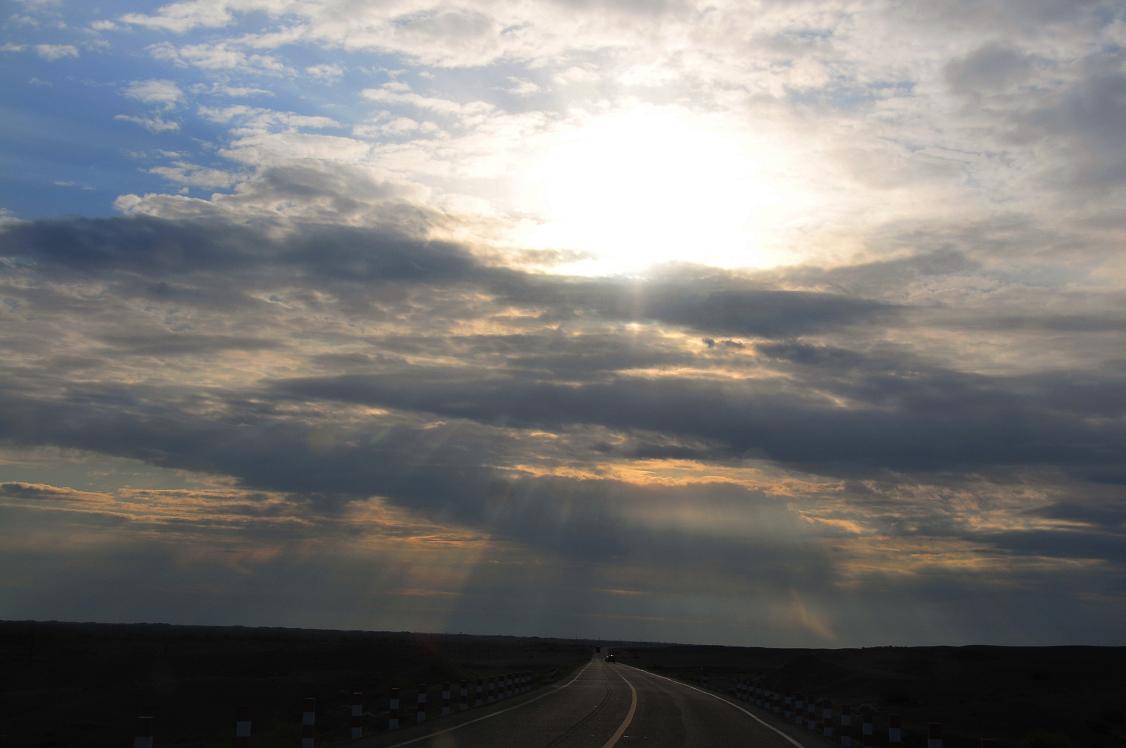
[[604, 653, 616, 663]]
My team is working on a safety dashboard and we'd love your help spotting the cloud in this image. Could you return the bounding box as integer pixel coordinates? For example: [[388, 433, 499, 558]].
[[120, 3, 235, 33], [945, 42, 1036, 95], [33, 43, 78, 60], [124, 79, 184, 108], [114, 114, 180, 133], [148, 40, 289, 74], [4, 0, 1126, 646], [306, 62, 343, 80], [148, 161, 239, 189], [362, 83, 494, 118]]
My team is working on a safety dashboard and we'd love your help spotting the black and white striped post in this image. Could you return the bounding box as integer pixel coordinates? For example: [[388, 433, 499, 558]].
[[416, 684, 427, 724], [235, 705, 251, 746], [301, 698, 315, 748], [822, 700, 834, 737], [806, 697, 816, 730], [460, 680, 469, 711], [350, 691, 363, 740], [927, 723, 943, 748], [860, 706, 874, 748], [840, 704, 852, 747], [388, 688, 400, 730], [133, 716, 154, 748], [888, 714, 903, 746], [475, 678, 484, 707], [487, 676, 496, 703], [441, 683, 451, 716]]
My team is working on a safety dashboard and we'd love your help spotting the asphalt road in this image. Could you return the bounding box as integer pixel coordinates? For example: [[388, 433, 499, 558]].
[[358, 657, 807, 748]]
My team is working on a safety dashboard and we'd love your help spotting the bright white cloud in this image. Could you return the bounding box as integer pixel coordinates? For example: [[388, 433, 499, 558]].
[[120, 2, 235, 33], [148, 40, 289, 74]]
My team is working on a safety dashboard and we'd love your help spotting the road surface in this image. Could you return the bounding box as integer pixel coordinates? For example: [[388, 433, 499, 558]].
[[358, 657, 807, 747]]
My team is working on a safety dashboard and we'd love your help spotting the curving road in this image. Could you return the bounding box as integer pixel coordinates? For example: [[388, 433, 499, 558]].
[[357, 657, 808, 748]]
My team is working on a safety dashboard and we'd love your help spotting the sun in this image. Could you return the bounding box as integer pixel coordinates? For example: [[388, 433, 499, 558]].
[[511, 104, 810, 275]]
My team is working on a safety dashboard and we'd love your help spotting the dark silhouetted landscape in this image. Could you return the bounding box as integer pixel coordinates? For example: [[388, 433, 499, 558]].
[[3, 621, 1122, 746]]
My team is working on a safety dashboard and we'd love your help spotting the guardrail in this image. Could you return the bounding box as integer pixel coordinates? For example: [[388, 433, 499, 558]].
[[730, 677, 1001, 747], [130, 668, 553, 746]]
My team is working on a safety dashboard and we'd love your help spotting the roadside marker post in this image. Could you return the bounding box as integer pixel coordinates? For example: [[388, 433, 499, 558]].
[[301, 698, 315, 748], [822, 699, 834, 737], [860, 705, 874, 747], [133, 715, 154, 748], [475, 678, 484, 707], [840, 703, 852, 746], [888, 714, 903, 746], [927, 722, 943, 748], [416, 684, 427, 724], [459, 680, 469, 711], [235, 704, 251, 746], [388, 688, 400, 730], [441, 684, 451, 716], [350, 691, 363, 740]]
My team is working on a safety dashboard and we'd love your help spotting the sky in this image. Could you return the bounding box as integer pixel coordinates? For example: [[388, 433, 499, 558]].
[[1, 0, 1125, 647]]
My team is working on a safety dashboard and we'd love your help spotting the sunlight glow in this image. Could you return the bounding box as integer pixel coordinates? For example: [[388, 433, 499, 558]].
[[513, 104, 813, 274]]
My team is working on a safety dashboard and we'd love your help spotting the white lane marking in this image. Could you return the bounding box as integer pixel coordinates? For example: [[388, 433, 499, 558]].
[[383, 662, 593, 748], [620, 664, 807, 748], [601, 667, 638, 748]]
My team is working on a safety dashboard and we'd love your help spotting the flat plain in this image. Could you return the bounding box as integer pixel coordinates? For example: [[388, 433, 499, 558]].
[[2, 622, 1122, 747]]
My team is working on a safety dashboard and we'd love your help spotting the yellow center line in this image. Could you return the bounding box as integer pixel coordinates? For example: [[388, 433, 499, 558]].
[[601, 665, 638, 748]]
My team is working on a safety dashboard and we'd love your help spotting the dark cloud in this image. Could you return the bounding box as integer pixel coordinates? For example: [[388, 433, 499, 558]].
[[3, 212, 1126, 644], [945, 43, 1035, 95], [273, 361, 1126, 477]]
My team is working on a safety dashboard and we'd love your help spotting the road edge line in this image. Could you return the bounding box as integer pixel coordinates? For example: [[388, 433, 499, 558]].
[[619, 663, 807, 748]]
